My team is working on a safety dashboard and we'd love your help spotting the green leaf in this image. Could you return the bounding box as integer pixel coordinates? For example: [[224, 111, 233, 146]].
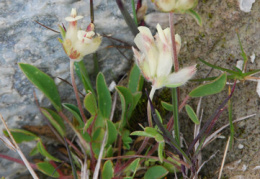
[[242, 69, 260, 77], [81, 130, 91, 142], [96, 73, 112, 119], [106, 120, 118, 146], [83, 116, 94, 132], [84, 92, 98, 115], [158, 142, 164, 163], [122, 129, 132, 150], [161, 101, 173, 111], [131, 127, 160, 139], [128, 64, 143, 93], [199, 59, 239, 75], [187, 9, 202, 26], [185, 105, 200, 124], [58, 25, 66, 39], [131, 131, 151, 138], [102, 160, 114, 179], [37, 161, 59, 178], [74, 61, 95, 95], [132, 92, 142, 110], [63, 103, 84, 127], [237, 33, 248, 68], [92, 127, 105, 142], [30, 146, 39, 156], [41, 108, 66, 137], [116, 86, 133, 127], [125, 158, 140, 177], [3, 129, 38, 143], [155, 110, 163, 124], [116, 86, 142, 128], [19, 63, 61, 111], [144, 166, 168, 179], [163, 157, 180, 173], [155, 134, 164, 143], [37, 141, 61, 162], [189, 73, 227, 97]]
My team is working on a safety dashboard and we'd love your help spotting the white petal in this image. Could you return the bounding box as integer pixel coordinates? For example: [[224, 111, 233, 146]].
[[134, 33, 146, 53], [175, 34, 181, 54], [74, 36, 102, 57], [77, 30, 95, 44], [156, 24, 169, 45], [156, 46, 172, 77], [137, 26, 154, 42], [250, 53, 255, 63], [164, 65, 196, 87], [65, 16, 83, 22]]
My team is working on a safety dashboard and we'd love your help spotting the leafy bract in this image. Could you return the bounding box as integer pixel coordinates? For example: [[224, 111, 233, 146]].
[[97, 73, 112, 119], [189, 73, 227, 97], [41, 108, 66, 137], [3, 129, 38, 143], [102, 160, 114, 179], [185, 105, 200, 124], [19, 63, 61, 111], [37, 161, 59, 178], [84, 92, 98, 115], [37, 141, 61, 162], [144, 166, 168, 179]]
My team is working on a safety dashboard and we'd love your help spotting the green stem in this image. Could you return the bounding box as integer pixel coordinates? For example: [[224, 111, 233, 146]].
[[70, 60, 87, 123], [93, 52, 99, 77], [76, 61, 96, 96], [169, 12, 180, 145], [131, 0, 138, 26], [172, 88, 180, 145]]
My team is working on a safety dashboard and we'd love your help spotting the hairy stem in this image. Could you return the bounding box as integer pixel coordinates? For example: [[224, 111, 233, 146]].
[[70, 60, 87, 123]]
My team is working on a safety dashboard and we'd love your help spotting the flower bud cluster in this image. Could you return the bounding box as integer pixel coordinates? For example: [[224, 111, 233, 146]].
[[58, 8, 102, 61], [132, 24, 196, 89], [151, 0, 198, 13]]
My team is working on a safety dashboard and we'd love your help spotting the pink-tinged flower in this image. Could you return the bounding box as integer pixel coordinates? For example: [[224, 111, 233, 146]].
[[151, 0, 198, 13], [132, 24, 196, 89], [58, 8, 102, 61]]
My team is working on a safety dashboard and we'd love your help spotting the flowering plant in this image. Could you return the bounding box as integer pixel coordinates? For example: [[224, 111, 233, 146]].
[[1, 1, 258, 179]]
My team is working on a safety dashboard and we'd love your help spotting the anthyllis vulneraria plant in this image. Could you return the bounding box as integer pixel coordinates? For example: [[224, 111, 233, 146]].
[[58, 8, 102, 124], [1, 1, 258, 179]]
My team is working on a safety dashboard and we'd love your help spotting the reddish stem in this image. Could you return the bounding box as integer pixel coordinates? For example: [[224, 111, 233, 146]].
[[179, 95, 190, 112], [65, 138, 84, 158], [70, 60, 87, 123], [0, 153, 37, 169], [169, 12, 179, 72], [49, 160, 65, 177]]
